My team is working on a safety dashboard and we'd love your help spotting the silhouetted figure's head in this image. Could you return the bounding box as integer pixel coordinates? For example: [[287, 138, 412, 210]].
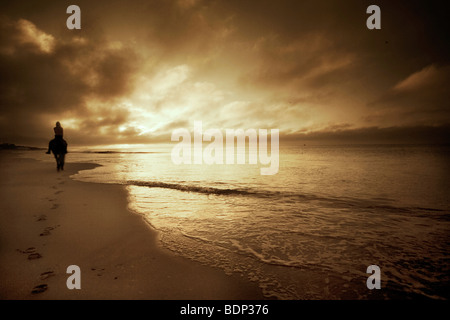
[[54, 121, 63, 137]]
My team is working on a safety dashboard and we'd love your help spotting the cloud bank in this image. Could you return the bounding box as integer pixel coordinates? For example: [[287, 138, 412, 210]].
[[0, 0, 449, 146]]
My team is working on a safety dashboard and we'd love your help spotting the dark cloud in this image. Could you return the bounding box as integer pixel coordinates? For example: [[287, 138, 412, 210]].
[[232, 1, 449, 97], [367, 64, 450, 126], [0, 14, 140, 145]]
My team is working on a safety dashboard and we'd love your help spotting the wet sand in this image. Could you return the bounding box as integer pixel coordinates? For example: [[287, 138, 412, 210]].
[[0, 152, 264, 299]]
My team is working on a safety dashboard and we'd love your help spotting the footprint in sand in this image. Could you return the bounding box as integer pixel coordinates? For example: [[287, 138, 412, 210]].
[[28, 253, 42, 260], [36, 215, 47, 222], [40, 225, 60, 236], [16, 247, 42, 260], [17, 247, 36, 254], [40, 229, 51, 236], [54, 190, 63, 195], [31, 284, 48, 294], [91, 267, 106, 277], [50, 203, 59, 210], [40, 271, 55, 280]]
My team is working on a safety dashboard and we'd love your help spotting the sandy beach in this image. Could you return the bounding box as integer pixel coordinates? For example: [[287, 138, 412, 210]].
[[0, 152, 264, 300]]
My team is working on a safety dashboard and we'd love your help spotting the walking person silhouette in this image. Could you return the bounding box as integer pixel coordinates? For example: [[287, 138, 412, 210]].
[[46, 121, 67, 154]]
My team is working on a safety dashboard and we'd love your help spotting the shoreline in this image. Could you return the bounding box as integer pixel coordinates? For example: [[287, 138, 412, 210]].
[[0, 152, 265, 299]]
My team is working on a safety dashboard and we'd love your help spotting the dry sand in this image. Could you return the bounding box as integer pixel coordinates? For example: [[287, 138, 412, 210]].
[[0, 151, 264, 299]]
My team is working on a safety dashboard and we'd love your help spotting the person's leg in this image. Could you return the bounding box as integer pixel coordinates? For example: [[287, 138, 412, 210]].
[[46, 139, 53, 154], [64, 139, 68, 153], [60, 153, 65, 170], [56, 154, 60, 171]]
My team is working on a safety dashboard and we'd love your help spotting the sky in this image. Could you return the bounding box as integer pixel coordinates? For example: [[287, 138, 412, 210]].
[[0, 0, 449, 146]]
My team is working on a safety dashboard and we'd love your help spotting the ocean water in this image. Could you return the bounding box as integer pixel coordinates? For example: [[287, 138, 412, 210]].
[[25, 144, 450, 299]]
